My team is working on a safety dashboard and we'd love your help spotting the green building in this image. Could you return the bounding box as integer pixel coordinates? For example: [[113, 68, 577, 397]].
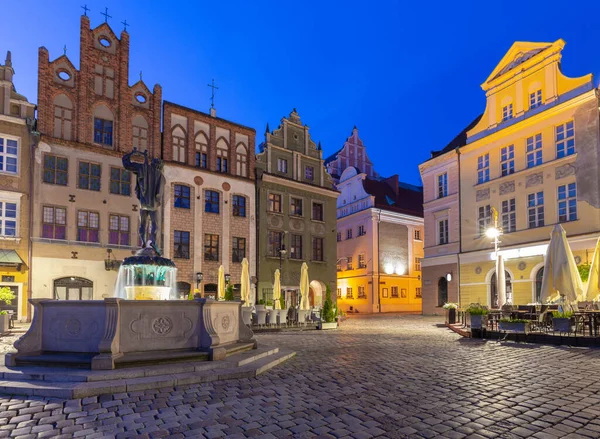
[[256, 109, 338, 309]]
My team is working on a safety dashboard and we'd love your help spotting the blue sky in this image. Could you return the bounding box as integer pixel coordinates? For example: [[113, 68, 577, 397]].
[[3, 1, 600, 185]]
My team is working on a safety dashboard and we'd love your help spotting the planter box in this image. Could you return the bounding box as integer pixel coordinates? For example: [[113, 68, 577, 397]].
[[445, 308, 457, 324], [0, 314, 9, 335], [254, 305, 265, 312], [498, 322, 530, 333], [318, 322, 337, 330], [553, 318, 574, 333], [470, 314, 488, 329]]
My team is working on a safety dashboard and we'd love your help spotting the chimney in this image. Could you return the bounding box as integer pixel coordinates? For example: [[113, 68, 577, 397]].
[[383, 174, 399, 197]]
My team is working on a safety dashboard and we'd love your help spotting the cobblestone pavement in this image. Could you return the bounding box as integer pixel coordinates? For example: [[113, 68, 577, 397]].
[[3, 314, 600, 438]]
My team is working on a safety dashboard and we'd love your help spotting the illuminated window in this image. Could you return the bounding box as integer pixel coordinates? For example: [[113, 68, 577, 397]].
[[268, 193, 282, 213], [477, 153, 489, 184], [530, 89, 542, 109], [501, 198, 516, 233], [500, 145, 514, 176], [358, 254, 366, 268], [477, 205, 491, 237], [438, 219, 448, 245], [77, 210, 99, 243], [290, 197, 303, 216], [437, 173, 448, 198], [528, 192, 544, 228], [358, 286, 366, 299], [346, 287, 353, 299], [391, 286, 399, 298], [502, 103, 513, 121], [174, 231, 190, 259], [556, 121, 575, 158], [526, 133, 543, 168], [346, 256, 353, 270], [42, 206, 66, 239], [109, 214, 129, 246], [277, 158, 287, 173], [558, 183, 577, 222]]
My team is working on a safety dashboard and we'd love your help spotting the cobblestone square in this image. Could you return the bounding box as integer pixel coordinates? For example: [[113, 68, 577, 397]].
[[2, 314, 600, 438]]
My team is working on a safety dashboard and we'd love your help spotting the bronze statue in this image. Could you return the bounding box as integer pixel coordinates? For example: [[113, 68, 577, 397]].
[[122, 149, 166, 255]]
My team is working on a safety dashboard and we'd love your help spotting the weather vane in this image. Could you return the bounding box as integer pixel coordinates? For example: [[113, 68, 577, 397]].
[[207, 79, 218, 109]]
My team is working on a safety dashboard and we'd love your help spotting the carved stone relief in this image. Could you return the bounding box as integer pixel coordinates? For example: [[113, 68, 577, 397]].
[[525, 172, 543, 188], [267, 215, 283, 229], [499, 180, 515, 196], [555, 163, 576, 180], [476, 188, 490, 202]]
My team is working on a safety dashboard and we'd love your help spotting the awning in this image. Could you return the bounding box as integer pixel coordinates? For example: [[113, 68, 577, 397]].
[[0, 250, 27, 270]]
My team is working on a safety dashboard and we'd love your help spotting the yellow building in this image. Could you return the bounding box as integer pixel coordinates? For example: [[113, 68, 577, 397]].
[[421, 40, 600, 311]]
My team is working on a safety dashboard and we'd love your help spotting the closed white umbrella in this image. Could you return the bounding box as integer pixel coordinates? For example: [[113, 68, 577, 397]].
[[586, 237, 600, 301], [240, 258, 250, 304], [496, 254, 506, 308], [300, 262, 310, 310], [217, 265, 225, 300], [273, 269, 281, 310], [540, 224, 583, 303]]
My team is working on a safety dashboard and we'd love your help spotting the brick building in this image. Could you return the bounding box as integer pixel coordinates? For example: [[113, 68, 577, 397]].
[[0, 51, 37, 321], [161, 102, 256, 299], [32, 15, 162, 300]]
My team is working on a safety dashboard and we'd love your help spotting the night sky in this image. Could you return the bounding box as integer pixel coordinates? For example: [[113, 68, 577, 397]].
[[3, 1, 600, 185]]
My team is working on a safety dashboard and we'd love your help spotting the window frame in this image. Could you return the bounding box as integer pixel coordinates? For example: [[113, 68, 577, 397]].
[[277, 158, 288, 174], [77, 161, 101, 192], [108, 214, 130, 246], [268, 193, 282, 213], [0, 200, 18, 237], [437, 172, 448, 198], [93, 117, 113, 146], [502, 103, 513, 121], [312, 237, 324, 262], [477, 205, 492, 237], [0, 135, 19, 175], [174, 230, 191, 259], [437, 218, 449, 245], [174, 185, 191, 209], [556, 121, 575, 159], [290, 197, 303, 217], [290, 234, 303, 260], [358, 253, 366, 269], [232, 195, 246, 217], [109, 167, 131, 196], [232, 236, 245, 263], [558, 182, 577, 223], [267, 230, 283, 257], [203, 233, 219, 261], [77, 210, 100, 243], [43, 154, 68, 186], [526, 133, 543, 168], [477, 153, 490, 184], [529, 89, 542, 110], [204, 190, 220, 214], [501, 198, 516, 233], [42, 205, 67, 240], [312, 202, 324, 221], [500, 145, 515, 177], [527, 191, 544, 229], [305, 165, 314, 181]]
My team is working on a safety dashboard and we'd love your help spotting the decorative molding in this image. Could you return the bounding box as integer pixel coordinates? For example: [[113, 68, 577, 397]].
[[499, 180, 515, 196], [476, 188, 490, 202], [475, 266, 482, 275], [555, 163, 575, 180], [518, 261, 527, 271], [525, 172, 543, 188]]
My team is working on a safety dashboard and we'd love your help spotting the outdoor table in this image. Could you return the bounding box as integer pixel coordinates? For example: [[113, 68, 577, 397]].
[[574, 311, 600, 337]]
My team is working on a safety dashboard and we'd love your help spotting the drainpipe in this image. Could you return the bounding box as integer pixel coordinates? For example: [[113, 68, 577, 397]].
[[455, 147, 462, 306], [26, 118, 40, 322], [377, 209, 381, 313]]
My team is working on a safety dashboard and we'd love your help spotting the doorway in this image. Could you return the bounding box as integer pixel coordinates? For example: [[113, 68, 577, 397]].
[[490, 271, 512, 308], [54, 277, 93, 300], [437, 277, 448, 306]]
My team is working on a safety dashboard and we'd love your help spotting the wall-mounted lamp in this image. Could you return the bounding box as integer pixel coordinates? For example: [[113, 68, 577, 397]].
[[446, 272, 452, 282], [196, 272, 203, 289], [224, 273, 231, 284]]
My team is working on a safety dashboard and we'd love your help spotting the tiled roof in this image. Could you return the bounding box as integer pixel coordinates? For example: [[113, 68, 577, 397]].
[[362, 177, 423, 218], [429, 114, 483, 159]]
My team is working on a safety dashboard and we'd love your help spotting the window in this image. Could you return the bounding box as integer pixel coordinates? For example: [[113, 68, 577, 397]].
[[93, 118, 113, 146], [77, 210, 99, 243], [336, 262, 342, 272], [196, 151, 207, 168], [204, 234, 219, 261], [195, 132, 208, 169], [358, 225, 366, 236], [232, 237, 245, 263], [556, 121, 575, 158], [0, 137, 18, 175], [232, 195, 246, 217], [477, 205, 491, 237], [530, 89, 542, 109], [217, 157, 228, 173], [391, 286, 399, 298], [336, 288, 342, 298], [277, 158, 288, 173], [216, 139, 228, 173], [109, 168, 131, 196], [415, 257, 421, 271], [174, 231, 191, 259], [346, 287, 353, 299], [174, 185, 191, 209], [501, 198, 516, 233], [94, 65, 114, 98], [290, 234, 303, 259], [43, 155, 68, 186], [0, 201, 17, 237], [78, 162, 101, 191], [109, 214, 130, 246], [42, 206, 66, 239], [312, 237, 324, 261], [477, 154, 489, 184], [502, 103, 513, 121], [53, 95, 73, 141], [346, 256, 353, 270], [205, 190, 219, 214], [500, 145, 514, 176], [308, 203, 322, 222], [558, 183, 577, 222], [346, 228, 353, 239], [236, 144, 248, 177], [358, 286, 366, 299], [528, 191, 544, 228], [438, 219, 449, 245], [290, 198, 303, 216], [414, 229, 421, 240], [267, 231, 283, 257], [305, 166, 314, 181], [172, 127, 186, 163], [526, 133, 543, 168], [416, 287, 422, 298], [437, 173, 448, 198], [336, 232, 341, 242], [132, 116, 148, 151], [358, 254, 366, 269], [268, 193, 282, 213]]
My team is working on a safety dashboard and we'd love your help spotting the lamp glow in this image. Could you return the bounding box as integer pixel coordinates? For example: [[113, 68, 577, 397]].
[[446, 273, 452, 282], [384, 263, 394, 275], [485, 227, 500, 238], [395, 264, 405, 275]]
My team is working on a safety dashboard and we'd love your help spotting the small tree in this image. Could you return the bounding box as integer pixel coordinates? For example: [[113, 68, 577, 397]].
[[322, 285, 336, 323], [0, 287, 15, 305], [224, 284, 234, 301]]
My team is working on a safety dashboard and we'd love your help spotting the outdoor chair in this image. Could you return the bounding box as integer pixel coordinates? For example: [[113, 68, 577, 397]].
[[530, 310, 551, 333]]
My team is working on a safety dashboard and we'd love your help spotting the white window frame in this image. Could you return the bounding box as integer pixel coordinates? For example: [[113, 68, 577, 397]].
[[527, 191, 544, 228], [0, 135, 20, 176], [556, 121, 575, 159], [477, 153, 489, 184], [558, 182, 577, 223], [500, 145, 514, 177], [477, 205, 491, 237], [437, 172, 448, 198], [415, 257, 421, 271], [437, 218, 449, 245], [501, 198, 516, 233], [0, 192, 21, 238], [526, 133, 543, 168], [277, 158, 288, 173], [502, 103, 513, 121], [530, 89, 542, 109]]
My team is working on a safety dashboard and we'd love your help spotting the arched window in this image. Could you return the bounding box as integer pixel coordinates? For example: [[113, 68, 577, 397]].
[[535, 267, 544, 303], [54, 94, 73, 140], [216, 138, 228, 173], [195, 132, 209, 168], [93, 104, 114, 147], [132, 115, 148, 151], [437, 277, 448, 307], [54, 277, 93, 300], [172, 126, 186, 163], [236, 143, 248, 177], [490, 270, 512, 308]]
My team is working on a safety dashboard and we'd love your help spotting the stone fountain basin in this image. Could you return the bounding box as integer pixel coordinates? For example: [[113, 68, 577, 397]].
[[6, 298, 256, 370]]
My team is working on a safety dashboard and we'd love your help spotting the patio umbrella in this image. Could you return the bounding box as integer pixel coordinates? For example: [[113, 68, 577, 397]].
[[273, 269, 281, 310], [240, 258, 250, 304], [586, 237, 600, 301], [217, 265, 225, 300], [299, 262, 310, 310], [496, 254, 506, 308], [540, 224, 583, 303]]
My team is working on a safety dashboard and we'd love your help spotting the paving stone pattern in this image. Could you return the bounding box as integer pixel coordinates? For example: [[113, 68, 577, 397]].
[[2, 314, 600, 438]]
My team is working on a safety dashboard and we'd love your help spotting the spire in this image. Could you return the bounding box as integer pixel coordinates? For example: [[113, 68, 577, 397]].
[[353, 124, 357, 131], [317, 141, 322, 151], [5, 51, 11, 67], [265, 123, 270, 134]]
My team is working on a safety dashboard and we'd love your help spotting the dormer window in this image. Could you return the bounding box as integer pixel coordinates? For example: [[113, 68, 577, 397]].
[[502, 104, 513, 121]]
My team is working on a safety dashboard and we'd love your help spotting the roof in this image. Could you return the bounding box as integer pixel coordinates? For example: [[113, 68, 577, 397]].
[[0, 250, 26, 268], [362, 177, 423, 218], [324, 146, 343, 165], [163, 101, 256, 133], [429, 114, 483, 160]]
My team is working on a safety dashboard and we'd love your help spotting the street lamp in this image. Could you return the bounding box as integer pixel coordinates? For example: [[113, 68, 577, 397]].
[[196, 272, 203, 289], [278, 245, 287, 272], [486, 207, 506, 307], [224, 273, 231, 284]]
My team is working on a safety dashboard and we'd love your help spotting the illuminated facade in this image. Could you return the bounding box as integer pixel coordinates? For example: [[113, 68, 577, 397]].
[[335, 167, 423, 313], [420, 40, 600, 313]]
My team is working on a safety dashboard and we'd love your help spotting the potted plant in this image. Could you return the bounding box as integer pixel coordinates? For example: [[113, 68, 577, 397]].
[[443, 302, 458, 324], [552, 310, 574, 333], [265, 299, 274, 310], [318, 286, 337, 330], [467, 304, 488, 330], [255, 299, 266, 312], [0, 287, 15, 334], [498, 318, 530, 333], [0, 311, 9, 335], [224, 284, 234, 301]]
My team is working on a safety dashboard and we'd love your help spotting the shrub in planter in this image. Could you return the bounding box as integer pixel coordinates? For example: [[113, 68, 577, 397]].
[[552, 311, 574, 333], [319, 286, 337, 330], [0, 310, 8, 334], [498, 318, 530, 333], [443, 303, 458, 324], [467, 304, 488, 329], [224, 284, 235, 301]]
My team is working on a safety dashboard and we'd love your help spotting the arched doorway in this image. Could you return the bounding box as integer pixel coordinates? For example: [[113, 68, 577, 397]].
[[490, 271, 512, 308], [54, 277, 93, 300], [176, 281, 191, 300], [309, 280, 325, 308], [437, 277, 448, 306], [535, 267, 544, 303]]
